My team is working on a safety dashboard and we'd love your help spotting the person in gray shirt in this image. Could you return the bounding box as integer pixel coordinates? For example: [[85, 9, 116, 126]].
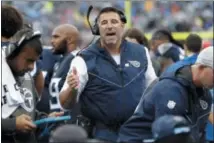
[[2, 27, 63, 143]]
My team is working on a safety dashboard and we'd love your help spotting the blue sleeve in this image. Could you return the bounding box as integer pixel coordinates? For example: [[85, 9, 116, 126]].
[[118, 79, 188, 143], [118, 98, 154, 143], [154, 80, 188, 118]]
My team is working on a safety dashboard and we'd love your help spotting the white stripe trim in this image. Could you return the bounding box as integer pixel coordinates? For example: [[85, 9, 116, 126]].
[[88, 68, 146, 88]]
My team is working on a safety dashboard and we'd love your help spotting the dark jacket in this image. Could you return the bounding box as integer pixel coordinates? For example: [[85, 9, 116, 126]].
[[155, 43, 184, 62], [36, 48, 60, 113], [49, 53, 74, 111], [79, 40, 148, 141], [118, 64, 212, 143]]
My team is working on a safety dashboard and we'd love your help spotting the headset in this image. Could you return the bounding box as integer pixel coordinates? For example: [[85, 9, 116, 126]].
[[6, 28, 41, 58], [76, 6, 127, 55], [87, 5, 127, 35]]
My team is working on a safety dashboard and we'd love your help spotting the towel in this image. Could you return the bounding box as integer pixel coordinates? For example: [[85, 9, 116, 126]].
[[1, 49, 24, 119]]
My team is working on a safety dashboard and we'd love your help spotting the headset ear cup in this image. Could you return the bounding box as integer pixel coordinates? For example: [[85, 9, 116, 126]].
[[5, 43, 17, 58], [121, 15, 127, 23], [94, 23, 100, 35], [118, 11, 127, 24]]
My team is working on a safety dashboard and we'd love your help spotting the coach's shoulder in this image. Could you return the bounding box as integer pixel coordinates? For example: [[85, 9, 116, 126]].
[[125, 40, 146, 53]]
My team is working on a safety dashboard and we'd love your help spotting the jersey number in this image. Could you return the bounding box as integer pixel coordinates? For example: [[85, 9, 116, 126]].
[[49, 78, 61, 110]]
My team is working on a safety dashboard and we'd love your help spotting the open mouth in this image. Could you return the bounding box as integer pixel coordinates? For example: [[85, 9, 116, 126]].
[[106, 32, 116, 36]]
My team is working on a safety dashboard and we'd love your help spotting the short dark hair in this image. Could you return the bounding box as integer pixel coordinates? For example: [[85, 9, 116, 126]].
[[152, 29, 183, 49], [9, 28, 42, 58], [2, 5, 23, 38], [123, 28, 149, 49], [96, 7, 125, 23], [185, 34, 202, 53], [23, 37, 43, 55]]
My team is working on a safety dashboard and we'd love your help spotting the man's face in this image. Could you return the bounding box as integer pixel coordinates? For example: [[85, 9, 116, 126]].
[[151, 39, 163, 51], [199, 66, 214, 89], [98, 12, 124, 45], [51, 29, 67, 54], [10, 46, 39, 76]]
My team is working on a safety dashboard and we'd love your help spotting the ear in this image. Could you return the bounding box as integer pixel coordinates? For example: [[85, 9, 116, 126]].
[[121, 23, 125, 29], [184, 44, 187, 50], [198, 64, 206, 72], [66, 37, 73, 45]]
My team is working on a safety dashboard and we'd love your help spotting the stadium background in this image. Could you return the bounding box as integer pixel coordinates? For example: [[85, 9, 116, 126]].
[[3, 1, 213, 48]]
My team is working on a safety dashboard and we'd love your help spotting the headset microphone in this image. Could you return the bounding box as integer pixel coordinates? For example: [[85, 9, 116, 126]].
[[86, 5, 99, 35], [76, 5, 96, 55]]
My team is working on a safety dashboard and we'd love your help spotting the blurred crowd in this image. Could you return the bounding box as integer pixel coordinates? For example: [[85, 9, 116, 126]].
[[4, 1, 213, 46], [2, 2, 214, 143]]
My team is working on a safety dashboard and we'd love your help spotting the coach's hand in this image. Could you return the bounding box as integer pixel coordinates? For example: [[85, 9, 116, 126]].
[[48, 111, 64, 117], [16, 114, 36, 132], [67, 67, 79, 90]]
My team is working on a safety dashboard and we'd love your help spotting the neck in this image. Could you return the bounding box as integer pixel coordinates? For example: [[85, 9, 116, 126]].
[[2, 37, 10, 42], [185, 50, 195, 57], [101, 39, 122, 55], [67, 44, 77, 54], [191, 65, 202, 87]]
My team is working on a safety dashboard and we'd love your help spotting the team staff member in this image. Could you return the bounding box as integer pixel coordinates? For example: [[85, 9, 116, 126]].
[[1, 4, 23, 47], [150, 29, 185, 75], [10, 23, 45, 98], [2, 28, 63, 143], [49, 24, 80, 112], [118, 47, 213, 143], [166, 33, 203, 72], [59, 7, 156, 142]]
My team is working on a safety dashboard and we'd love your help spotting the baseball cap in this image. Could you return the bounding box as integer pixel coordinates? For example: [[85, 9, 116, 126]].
[[143, 115, 190, 143], [196, 46, 213, 69], [202, 40, 211, 49], [49, 124, 88, 143]]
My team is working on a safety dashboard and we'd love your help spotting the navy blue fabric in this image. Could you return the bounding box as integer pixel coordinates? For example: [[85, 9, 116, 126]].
[[79, 40, 148, 141], [36, 48, 60, 113], [49, 53, 74, 111], [166, 54, 214, 142], [166, 54, 198, 73], [39, 48, 60, 86], [118, 64, 212, 143], [52, 53, 74, 91], [152, 115, 190, 141], [206, 89, 214, 141], [155, 43, 183, 62]]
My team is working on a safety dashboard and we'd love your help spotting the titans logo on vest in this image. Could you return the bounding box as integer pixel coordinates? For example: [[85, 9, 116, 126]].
[[128, 60, 141, 68], [199, 99, 208, 110], [20, 88, 34, 112]]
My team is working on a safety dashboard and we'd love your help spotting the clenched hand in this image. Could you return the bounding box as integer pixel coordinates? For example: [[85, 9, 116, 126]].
[[16, 114, 36, 132]]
